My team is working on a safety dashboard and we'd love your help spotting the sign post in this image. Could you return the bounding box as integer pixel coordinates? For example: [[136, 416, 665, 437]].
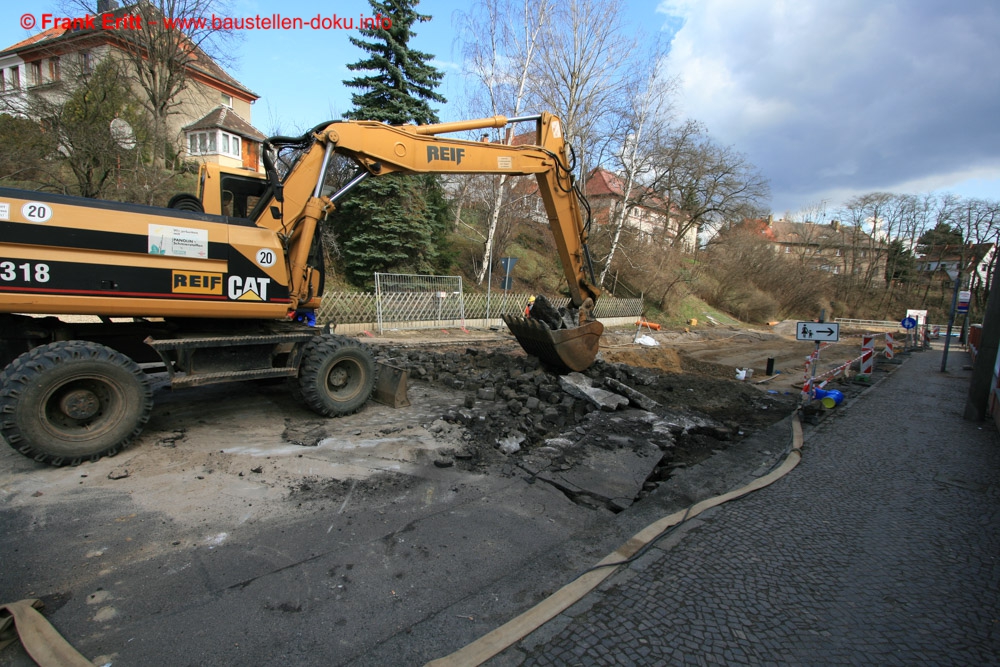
[[500, 257, 517, 293], [795, 322, 840, 342], [797, 317, 838, 403], [957, 290, 971, 315]]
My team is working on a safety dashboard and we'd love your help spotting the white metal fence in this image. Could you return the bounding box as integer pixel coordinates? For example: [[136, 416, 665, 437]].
[[373, 273, 465, 334], [315, 285, 643, 333]]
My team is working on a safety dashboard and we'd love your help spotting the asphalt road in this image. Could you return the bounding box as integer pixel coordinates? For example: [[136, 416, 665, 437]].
[[0, 365, 792, 665], [5, 341, 993, 666]]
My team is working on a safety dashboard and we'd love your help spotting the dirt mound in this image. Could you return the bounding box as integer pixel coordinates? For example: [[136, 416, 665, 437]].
[[600, 346, 684, 373]]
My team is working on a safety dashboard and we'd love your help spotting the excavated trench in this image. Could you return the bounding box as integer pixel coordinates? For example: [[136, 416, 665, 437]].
[[368, 341, 799, 512]]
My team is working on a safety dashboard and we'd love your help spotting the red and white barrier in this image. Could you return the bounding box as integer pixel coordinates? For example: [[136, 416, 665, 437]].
[[860, 335, 875, 374], [884, 333, 895, 359]]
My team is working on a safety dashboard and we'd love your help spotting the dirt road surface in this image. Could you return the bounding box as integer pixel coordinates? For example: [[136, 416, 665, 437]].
[[0, 321, 882, 665]]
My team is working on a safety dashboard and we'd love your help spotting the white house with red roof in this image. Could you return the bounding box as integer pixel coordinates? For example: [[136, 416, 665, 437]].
[[0, 0, 266, 170]]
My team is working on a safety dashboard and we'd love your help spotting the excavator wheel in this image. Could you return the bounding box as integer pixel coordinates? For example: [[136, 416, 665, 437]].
[[0, 341, 153, 466], [294, 335, 376, 417]]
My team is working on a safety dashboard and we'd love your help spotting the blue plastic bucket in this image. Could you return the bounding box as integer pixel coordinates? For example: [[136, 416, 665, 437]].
[[814, 388, 844, 408]]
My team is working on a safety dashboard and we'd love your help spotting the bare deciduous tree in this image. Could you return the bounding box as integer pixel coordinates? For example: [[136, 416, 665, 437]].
[[528, 0, 640, 178], [651, 121, 770, 248], [64, 0, 241, 163], [0, 57, 159, 200], [457, 0, 551, 284], [596, 49, 675, 288]]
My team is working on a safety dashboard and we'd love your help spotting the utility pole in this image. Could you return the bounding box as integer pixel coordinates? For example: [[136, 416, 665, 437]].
[[940, 269, 961, 371]]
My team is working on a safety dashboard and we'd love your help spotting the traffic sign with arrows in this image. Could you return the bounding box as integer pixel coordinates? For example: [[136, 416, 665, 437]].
[[796, 322, 840, 342]]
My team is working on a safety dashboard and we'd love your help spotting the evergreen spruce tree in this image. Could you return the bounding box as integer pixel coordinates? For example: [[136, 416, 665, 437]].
[[331, 0, 451, 286]]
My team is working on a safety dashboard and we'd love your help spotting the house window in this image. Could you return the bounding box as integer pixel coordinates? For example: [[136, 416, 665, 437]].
[[0, 69, 5, 92], [836, 248, 842, 256], [80, 51, 92, 74], [48, 57, 60, 82], [188, 130, 241, 158], [11, 67, 20, 89], [28, 61, 42, 87], [221, 93, 233, 107], [188, 131, 218, 155], [219, 131, 240, 157], [784, 246, 791, 253]]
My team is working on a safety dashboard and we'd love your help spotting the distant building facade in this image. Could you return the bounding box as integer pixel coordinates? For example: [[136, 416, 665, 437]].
[[584, 168, 697, 252], [756, 217, 888, 282]]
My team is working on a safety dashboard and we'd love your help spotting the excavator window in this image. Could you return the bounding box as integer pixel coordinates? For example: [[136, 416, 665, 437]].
[[219, 174, 269, 219]]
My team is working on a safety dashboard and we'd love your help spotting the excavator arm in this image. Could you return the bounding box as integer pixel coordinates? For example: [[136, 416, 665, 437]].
[[260, 113, 604, 371]]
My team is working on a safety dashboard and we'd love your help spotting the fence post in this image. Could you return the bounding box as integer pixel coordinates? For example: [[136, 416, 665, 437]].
[[375, 272, 384, 335]]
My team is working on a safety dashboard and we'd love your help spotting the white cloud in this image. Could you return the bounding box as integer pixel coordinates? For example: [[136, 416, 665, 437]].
[[656, 0, 1000, 213]]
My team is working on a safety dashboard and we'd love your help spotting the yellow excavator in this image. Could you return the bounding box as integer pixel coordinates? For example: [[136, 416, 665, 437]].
[[0, 113, 602, 465]]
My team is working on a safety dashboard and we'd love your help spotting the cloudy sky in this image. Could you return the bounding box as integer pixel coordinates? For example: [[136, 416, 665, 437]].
[[3, 0, 998, 215], [654, 0, 1000, 214]]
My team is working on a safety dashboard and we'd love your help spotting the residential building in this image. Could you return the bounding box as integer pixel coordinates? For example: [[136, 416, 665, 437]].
[[914, 243, 996, 291], [755, 217, 888, 282], [183, 106, 267, 172], [0, 1, 266, 171], [584, 168, 697, 251]]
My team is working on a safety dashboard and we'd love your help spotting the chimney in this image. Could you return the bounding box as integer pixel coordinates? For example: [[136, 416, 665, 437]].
[[830, 219, 840, 231], [97, 0, 119, 14], [767, 214, 773, 226]]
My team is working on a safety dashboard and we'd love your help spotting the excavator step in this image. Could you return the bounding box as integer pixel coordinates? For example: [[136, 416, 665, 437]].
[[144, 332, 317, 350], [144, 331, 318, 388], [169, 367, 299, 388]]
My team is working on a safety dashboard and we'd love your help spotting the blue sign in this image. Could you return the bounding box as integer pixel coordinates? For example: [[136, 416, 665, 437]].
[[957, 290, 971, 314], [500, 277, 513, 290], [500, 257, 518, 273], [901, 317, 917, 329]]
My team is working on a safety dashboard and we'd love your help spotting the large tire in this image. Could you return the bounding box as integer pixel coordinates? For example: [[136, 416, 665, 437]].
[[295, 335, 375, 417], [166, 193, 204, 213], [0, 341, 153, 466]]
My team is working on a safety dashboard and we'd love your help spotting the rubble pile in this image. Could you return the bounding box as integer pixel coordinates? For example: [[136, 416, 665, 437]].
[[371, 344, 797, 509]]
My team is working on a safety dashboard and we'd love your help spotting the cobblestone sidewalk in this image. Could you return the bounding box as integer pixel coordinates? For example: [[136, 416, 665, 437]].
[[508, 347, 1000, 666]]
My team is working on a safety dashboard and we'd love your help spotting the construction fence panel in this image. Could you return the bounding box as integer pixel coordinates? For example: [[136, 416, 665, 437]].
[[374, 273, 465, 334], [315, 292, 378, 326]]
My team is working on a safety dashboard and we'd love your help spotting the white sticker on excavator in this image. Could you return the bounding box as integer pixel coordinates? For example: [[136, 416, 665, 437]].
[[497, 156, 513, 169], [148, 224, 209, 258], [551, 120, 562, 138], [256, 248, 277, 267], [21, 202, 52, 223], [0, 203, 8, 220]]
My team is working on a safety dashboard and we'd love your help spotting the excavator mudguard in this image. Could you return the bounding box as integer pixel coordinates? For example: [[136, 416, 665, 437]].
[[503, 316, 604, 373]]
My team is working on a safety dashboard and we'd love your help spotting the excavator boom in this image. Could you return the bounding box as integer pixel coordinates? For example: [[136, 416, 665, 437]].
[[259, 113, 603, 371]]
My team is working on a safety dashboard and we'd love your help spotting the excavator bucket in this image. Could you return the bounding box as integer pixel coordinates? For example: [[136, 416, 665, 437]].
[[373, 362, 410, 408], [502, 316, 604, 372]]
